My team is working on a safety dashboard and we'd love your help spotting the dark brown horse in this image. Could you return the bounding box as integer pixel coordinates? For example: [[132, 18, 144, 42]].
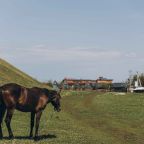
[[0, 83, 61, 139]]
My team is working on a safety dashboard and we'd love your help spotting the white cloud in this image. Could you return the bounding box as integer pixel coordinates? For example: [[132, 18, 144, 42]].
[[6, 47, 122, 60], [1, 47, 142, 64], [125, 52, 137, 58]]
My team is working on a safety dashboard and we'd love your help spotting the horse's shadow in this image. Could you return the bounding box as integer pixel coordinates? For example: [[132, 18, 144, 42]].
[[3, 134, 56, 141]]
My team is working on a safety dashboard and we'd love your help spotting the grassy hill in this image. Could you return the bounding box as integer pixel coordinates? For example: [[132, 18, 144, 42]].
[[0, 58, 41, 87]]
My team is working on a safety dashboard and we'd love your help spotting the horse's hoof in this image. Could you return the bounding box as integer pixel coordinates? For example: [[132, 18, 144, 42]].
[[34, 136, 39, 141], [9, 135, 14, 139], [29, 136, 33, 139], [0, 134, 3, 139]]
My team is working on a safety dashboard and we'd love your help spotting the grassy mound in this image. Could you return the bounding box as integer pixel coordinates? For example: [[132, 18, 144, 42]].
[[0, 58, 40, 87]]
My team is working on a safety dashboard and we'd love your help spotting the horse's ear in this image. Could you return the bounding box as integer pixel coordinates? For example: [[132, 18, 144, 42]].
[[52, 81, 62, 93]]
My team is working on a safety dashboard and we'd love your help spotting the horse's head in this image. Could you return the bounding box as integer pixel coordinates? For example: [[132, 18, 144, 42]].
[[48, 90, 61, 112]]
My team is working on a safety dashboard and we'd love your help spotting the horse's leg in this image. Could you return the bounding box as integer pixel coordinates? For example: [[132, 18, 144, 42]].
[[5, 108, 14, 138], [34, 110, 42, 139], [0, 105, 6, 139], [29, 112, 35, 138]]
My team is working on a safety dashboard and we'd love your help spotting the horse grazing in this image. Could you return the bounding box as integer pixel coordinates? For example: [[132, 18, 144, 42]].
[[0, 83, 61, 139]]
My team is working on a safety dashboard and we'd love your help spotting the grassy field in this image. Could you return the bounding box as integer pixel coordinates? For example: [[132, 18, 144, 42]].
[[62, 91, 144, 144], [1, 91, 144, 144]]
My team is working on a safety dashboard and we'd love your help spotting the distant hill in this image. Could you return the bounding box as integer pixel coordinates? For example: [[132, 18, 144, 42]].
[[0, 58, 41, 87]]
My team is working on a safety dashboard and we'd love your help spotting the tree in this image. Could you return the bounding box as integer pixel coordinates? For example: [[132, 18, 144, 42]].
[[128, 73, 144, 87]]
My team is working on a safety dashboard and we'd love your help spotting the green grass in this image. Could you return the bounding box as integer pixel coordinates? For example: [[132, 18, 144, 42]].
[[62, 91, 144, 144], [1, 91, 144, 144], [0, 58, 41, 87]]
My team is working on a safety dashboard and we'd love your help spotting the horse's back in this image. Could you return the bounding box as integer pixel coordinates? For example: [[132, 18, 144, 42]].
[[0, 83, 48, 112], [1, 83, 21, 89]]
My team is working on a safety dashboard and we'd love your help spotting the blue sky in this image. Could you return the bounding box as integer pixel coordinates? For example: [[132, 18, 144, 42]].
[[0, 0, 144, 82]]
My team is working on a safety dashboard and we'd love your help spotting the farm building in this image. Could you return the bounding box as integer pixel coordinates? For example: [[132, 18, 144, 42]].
[[110, 83, 127, 92], [61, 77, 113, 90], [61, 78, 96, 90], [96, 77, 113, 84], [96, 77, 113, 90]]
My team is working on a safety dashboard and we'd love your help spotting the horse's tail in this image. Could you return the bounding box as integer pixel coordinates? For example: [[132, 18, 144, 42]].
[[0, 89, 6, 124]]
